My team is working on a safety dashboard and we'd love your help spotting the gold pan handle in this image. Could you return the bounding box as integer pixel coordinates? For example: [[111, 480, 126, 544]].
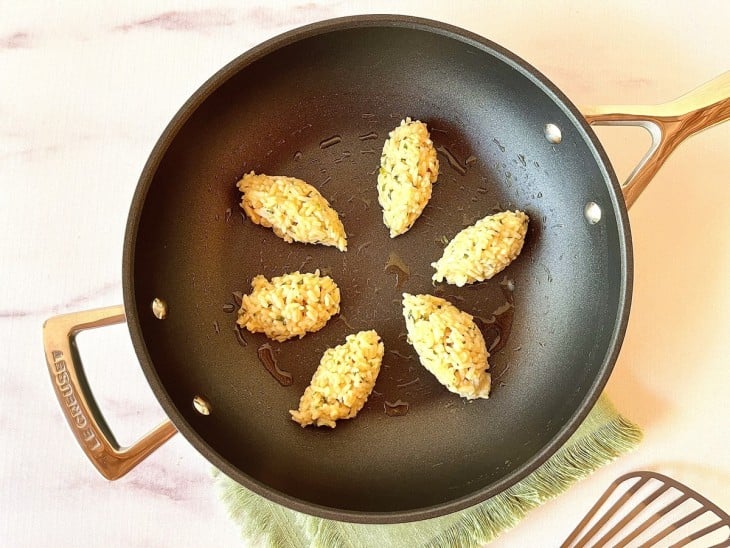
[[582, 71, 729, 209], [43, 305, 176, 480]]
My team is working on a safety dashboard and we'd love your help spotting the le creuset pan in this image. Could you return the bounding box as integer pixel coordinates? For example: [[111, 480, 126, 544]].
[[43, 16, 729, 523]]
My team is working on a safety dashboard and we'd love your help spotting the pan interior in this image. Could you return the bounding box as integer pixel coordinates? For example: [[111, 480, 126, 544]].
[[127, 21, 628, 519]]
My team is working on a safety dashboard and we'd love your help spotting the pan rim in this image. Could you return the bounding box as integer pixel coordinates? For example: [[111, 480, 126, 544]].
[[122, 14, 633, 523]]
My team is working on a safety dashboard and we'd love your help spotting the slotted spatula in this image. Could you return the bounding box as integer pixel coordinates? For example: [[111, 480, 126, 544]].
[[562, 471, 730, 547]]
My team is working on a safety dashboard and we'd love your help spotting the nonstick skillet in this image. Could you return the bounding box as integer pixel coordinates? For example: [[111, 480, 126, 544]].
[[43, 15, 729, 523]]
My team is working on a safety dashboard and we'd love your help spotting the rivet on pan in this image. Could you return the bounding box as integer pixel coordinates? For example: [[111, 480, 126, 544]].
[[151, 298, 167, 319], [584, 202, 602, 224], [544, 123, 562, 144], [193, 395, 211, 416]]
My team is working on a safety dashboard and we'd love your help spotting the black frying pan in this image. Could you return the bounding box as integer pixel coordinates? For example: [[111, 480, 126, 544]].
[[43, 15, 729, 523]]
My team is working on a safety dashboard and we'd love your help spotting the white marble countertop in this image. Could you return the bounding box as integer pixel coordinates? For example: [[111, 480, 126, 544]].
[[2, 1, 729, 546]]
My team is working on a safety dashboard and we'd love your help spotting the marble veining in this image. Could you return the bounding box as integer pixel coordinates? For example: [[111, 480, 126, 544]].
[[0, 281, 121, 319], [0, 31, 32, 49], [115, 9, 236, 33]]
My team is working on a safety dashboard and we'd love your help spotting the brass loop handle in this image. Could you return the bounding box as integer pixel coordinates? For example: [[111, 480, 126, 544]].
[[582, 71, 729, 209], [43, 305, 177, 480]]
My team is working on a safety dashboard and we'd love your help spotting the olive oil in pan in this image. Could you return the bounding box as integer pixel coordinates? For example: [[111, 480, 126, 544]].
[[384, 251, 410, 290], [257, 343, 293, 386], [234, 325, 248, 347], [319, 135, 342, 149], [436, 145, 467, 176], [384, 399, 409, 417], [474, 279, 515, 354]]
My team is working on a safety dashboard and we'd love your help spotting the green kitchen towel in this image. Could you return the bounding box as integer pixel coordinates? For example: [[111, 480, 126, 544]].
[[213, 395, 641, 547]]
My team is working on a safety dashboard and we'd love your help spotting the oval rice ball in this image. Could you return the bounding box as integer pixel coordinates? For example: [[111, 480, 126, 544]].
[[377, 118, 439, 237], [237, 172, 347, 251], [432, 210, 529, 287], [290, 330, 384, 428], [237, 270, 340, 342], [402, 293, 490, 400]]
